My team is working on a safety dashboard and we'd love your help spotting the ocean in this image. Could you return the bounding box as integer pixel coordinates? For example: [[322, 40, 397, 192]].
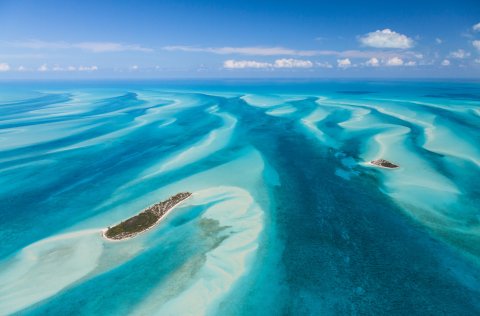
[[0, 80, 479, 315]]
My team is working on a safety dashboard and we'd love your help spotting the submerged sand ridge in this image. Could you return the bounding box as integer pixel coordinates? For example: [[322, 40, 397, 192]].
[[103, 192, 192, 240]]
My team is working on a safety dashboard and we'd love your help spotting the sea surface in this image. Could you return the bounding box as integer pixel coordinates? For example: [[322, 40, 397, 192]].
[[0, 80, 479, 315]]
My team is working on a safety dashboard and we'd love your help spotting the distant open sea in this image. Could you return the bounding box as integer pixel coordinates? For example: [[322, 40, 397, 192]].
[[0, 80, 479, 315]]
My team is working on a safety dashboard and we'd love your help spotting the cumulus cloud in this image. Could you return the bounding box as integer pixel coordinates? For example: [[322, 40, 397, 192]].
[[385, 57, 404, 66], [365, 57, 380, 67], [473, 22, 480, 32], [0, 62, 10, 72], [165, 46, 317, 56], [223, 60, 271, 69], [273, 58, 313, 68], [359, 29, 414, 49], [363, 57, 417, 67], [78, 65, 98, 71], [37, 64, 97, 72], [337, 58, 352, 68], [18, 65, 26, 71], [435, 38, 443, 44], [473, 40, 480, 51], [38, 64, 48, 72], [316, 62, 333, 68], [441, 59, 451, 66], [449, 49, 471, 59], [10, 40, 152, 53], [223, 58, 313, 69]]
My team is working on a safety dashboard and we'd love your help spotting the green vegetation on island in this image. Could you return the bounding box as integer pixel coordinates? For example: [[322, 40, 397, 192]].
[[104, 192, 192, 240]]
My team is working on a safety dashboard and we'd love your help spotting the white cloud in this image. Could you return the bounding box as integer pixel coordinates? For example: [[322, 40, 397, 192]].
[[473, 22, 480, 32], [386, 57, 404, 66], [129, 65, 139, 71], [165, 46, 317, 56], [0, 62, 10, 72], [365, 57, 380, 67], [18, 65, 26, 71], [316, 62, 333, 68], [42, 65, 97, 72], [14, 40, 68, 50], [10, 40, 152, 53], [337, 58, 352, 68], [364, 57, 416, 67], [223, 58, 313, 69], [441, 59, 451, 66], [164, 45, 421, 60], [435, 38, 443, 44], [74, 42, 151, 53], [449, 49, 471, 59], [38, 64, 48, 71], [473, 40, 480, 51], [475, 58, 480, 64], [78, 65, 98, 71], [359, 29, 414, 49], [273, 58, 313, 68], [223, 60, 271, 69]]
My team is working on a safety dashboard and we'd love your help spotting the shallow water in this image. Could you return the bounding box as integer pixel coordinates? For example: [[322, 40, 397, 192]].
[[0, 80, 479, 315]]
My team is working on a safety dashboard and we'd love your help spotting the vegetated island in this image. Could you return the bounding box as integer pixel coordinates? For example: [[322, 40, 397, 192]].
[[103, 192, 192, 241], [370, 159, 399, 169]]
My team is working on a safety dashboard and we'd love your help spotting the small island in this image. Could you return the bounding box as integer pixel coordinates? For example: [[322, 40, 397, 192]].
[[370, 159, 399, 169], [103, 192, 192, 240]]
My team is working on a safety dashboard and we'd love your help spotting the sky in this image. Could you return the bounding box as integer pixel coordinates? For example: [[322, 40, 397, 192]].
[[0, 0, 480, 79]]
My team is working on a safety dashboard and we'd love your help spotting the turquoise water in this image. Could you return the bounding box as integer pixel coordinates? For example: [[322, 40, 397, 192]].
[[0, 80, 479, 315]]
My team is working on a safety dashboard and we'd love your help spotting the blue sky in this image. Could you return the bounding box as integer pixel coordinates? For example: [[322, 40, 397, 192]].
[[0, 0, 480, 78]]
